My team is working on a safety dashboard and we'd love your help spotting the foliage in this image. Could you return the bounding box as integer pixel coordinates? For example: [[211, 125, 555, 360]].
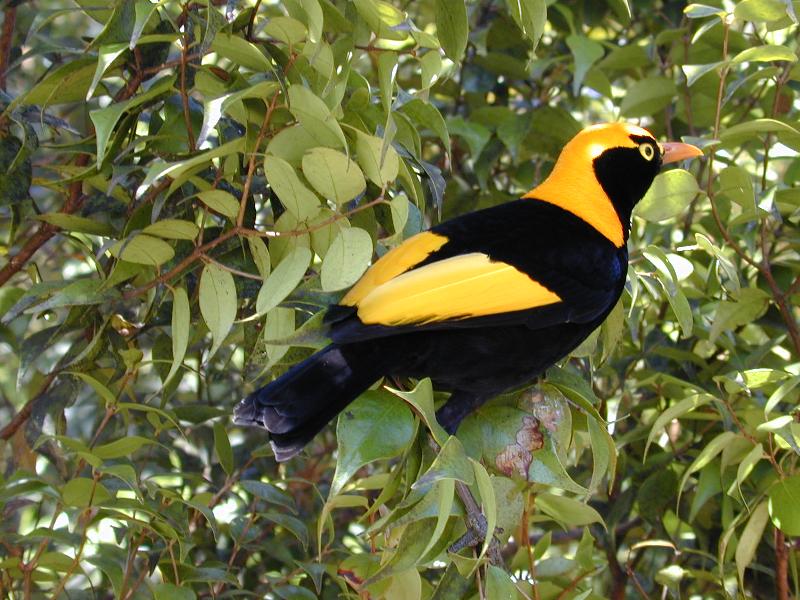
[[0, 0, 798, 598]]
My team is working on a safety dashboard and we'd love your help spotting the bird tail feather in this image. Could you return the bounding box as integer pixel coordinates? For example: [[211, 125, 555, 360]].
[[233, 344, 382, 461]]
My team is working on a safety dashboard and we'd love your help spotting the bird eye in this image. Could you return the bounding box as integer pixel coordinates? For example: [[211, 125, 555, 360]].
[[639, 143, 656, 161]]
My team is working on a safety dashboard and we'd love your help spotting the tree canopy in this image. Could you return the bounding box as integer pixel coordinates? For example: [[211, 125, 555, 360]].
[[0, 0, 798, 598]]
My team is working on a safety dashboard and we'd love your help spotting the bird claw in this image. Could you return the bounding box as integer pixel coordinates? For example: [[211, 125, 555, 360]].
[[448, 511, 504, 562]]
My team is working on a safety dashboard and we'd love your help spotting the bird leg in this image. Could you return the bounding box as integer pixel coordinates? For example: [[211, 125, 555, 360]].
[[449, 480, 504, 565], [435, 390, 486, 434], [426, 434, 503, 565]]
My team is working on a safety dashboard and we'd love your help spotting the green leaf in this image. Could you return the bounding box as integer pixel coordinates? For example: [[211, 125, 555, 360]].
[[682, 62, 725, 87], [62, 478, 111, 507], [267, 124, 324, 165], [377, 51, 398, 114], [309, 208, 350, 258], [68, 372, 117, 406], [400, 99, 451, 156], [566, 35, 604, 95], [435, 0, 468, 62], [537, 492, 605, 527], [735, 501, 770, 585], [544, 366, 604, 423], [684, 4, 726, 18], [471, 459, 497, 560], [485, 565, 516, 599], [301, 148, 366, 205], [420, 50, 442, 91], [387, 378, 449, 445], [241, 480, 297, 513], [18, 57, 97, 105], [165, 286, 190, 385], [351, 0, 408, 41], [765, 375, 800, 416], [199, 262, 237, 359], [35, 213, 115, 237], [732, 44, 797, 64], [588, 417, 616, 493], [90, 76, 174, 167], [320, 227, 373, 292], [196, 189, 240, 220], [678, 431, 738, 503], [109, 234, 175, 266], [130, 0, 159, 48], [720, 118, 800, 144], [211, 33, 271, 70], [263, 16, 307, 45], [447, 116, 492, 157], [730, 443, 763, 502], [300, 0, 324, 42], [330, 389, 415, 497], [420, 478, 455, 560], [213, 422, 234, 475], [637, 169, 701, 222], [415, 436, 475, 490], [356, 131, 400, 187], [505, 0, 547, 48], [262, 307, 295, 365], [256, 246, 312, 315], [198, 81, 280, 145], [718, 166, 756, 214], [734, 0, 789, 22], [93, 436, 154, 459], [87, 43, 127, 101], [142, 219, 199, 240], [288, 85, 347, 149], [619, 76, 677, 117], [709, 287, 770, 342], [153, 583, 196, 600], [364, 519, 433, 584], [645, 394, 714, 459], [643, 245, 693, 337], [144, 138, 245, 191], [768, 475, 800, 535], [388, 193, 410, 237], [264, 154, 321, 220], [247, 235, 271, 279]]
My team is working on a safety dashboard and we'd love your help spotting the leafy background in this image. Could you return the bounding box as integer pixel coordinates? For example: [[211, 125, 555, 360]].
[[0, 0, 798, 598]]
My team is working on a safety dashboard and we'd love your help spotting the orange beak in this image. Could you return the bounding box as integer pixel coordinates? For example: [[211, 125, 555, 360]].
[[661, 141, 704, 165]]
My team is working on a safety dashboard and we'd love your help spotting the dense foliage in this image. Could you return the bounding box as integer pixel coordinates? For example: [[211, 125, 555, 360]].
[[0, 0, 798, 598]]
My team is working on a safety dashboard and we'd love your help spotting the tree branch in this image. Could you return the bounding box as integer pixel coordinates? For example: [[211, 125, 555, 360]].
[[775, 528, 789, 600], [0, 6, 16, 91]]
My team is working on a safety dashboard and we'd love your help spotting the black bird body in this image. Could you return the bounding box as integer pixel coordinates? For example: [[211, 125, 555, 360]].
[[234, 123, 702, 461]]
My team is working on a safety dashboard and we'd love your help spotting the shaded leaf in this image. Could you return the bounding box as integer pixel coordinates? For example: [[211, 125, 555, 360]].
[[199, 262, 237, 358]]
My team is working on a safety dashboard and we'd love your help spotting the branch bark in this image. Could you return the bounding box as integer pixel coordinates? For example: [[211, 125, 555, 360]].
[[0, 6, 16, 91], [775, 528, 789, 600]]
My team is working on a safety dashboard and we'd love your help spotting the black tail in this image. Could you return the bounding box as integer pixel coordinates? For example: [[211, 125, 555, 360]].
[[233, 344, 382, 461]]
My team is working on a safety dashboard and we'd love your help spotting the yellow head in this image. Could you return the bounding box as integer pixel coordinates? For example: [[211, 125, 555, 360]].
[[525, 123, 702, 246]]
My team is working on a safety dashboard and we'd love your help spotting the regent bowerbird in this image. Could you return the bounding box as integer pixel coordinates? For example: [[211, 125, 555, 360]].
[[234, 122, 703, 461]]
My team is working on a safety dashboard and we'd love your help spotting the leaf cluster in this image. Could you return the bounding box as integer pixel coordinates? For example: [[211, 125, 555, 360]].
[[0, 0, 798, 598]]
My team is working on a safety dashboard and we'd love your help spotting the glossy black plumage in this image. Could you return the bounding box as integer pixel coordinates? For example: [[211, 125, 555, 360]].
[[234, 124, 701, 461]]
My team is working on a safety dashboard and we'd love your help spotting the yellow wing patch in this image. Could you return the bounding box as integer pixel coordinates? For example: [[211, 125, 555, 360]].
[[342, 231, 448, 306], [354, 252, 562, 326]]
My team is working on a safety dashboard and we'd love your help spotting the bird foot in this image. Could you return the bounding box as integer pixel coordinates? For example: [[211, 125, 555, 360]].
[[449, 482, 504, 565]]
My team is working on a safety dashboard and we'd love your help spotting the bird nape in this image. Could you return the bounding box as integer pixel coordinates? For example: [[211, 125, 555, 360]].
[[234, 122, 703, 462]]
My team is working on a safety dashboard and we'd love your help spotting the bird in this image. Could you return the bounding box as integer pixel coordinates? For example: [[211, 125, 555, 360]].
[[234, 122, 703, 461]]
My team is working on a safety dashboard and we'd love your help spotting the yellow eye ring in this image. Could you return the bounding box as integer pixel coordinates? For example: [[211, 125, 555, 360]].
[[639, 143, 656, 161]]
